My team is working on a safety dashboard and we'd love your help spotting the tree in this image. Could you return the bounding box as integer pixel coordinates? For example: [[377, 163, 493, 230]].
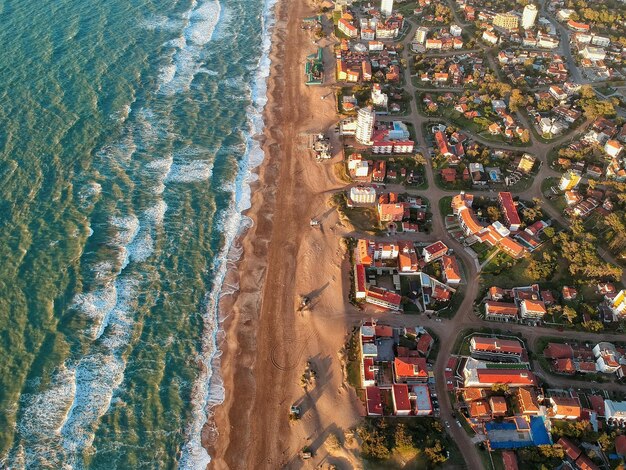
[[358, 425, 391, 460], [487, 206, 501, 222], [580, 84, 596, 99], [425, 441, 448, 465], [491, 383, 509, 394], [583, 320, 604, 332], [562, 306, 578, 323], [414, 153, 427, 166], [509, 88, 526, 112], [543, 227, 556, 239], [520, 129, 531, 143], [393, 424, 414, 452]]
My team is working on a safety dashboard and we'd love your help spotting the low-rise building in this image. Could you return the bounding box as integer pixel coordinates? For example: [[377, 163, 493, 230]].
[[519, 299, 546, 321], [422, 240, 448, 263], [549, 396, 581, 420], [470, 336, 524, 362], [606, 400, 626, 425], [441, 255, 461, 285], [366, 386, 384, 416], [366, 286, 402, 311], [392, 384, 412, 416], [484, 301, 519, 322], [394, 356, 429, 383]]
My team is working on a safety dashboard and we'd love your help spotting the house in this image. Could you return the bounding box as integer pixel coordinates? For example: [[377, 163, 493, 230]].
[[549, 85, 567, 101], [394, 357, 429, 383], [362, 357, 377, 386], [558, 437, 582, 461], [549, 396, 581, 420], [567, 20, 590, 32], [517, 387, 540, 415], [372, 160, 386, 182], [593, 342, 621, 373], [615, 435, 626, 457], [422, 241, 448, 263], [605, 400, 626, 425], [554, 358, 575, 374], [484, 301, 519, 322], [469, 400, 491, 419], [366, 286, 402, 311], [605, 140, 623, 158], [498, 192, 521, 231], [562, 286, 577, 301], [440, 167, 457, 183], [413, 384, 433, 416], [519, 299, 546, 321], [441, 255, 462, 286], [544, 342, 573, 360], [398, 241, 418, 273], [392, 384, 412, 416], [490, 396, 508, 416], [354, 264, 367, 299], [416, 333, 434, 357], [378, 201, 407, 222], [470, 336, 524, 362], [366, 386, 384, 416]]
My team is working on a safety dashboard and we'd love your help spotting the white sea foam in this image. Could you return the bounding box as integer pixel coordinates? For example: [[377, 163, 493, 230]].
[[166, 160, 213, 183], [71, 285, 118, 340], [179, 0, 277, 465], [14, 366, 77, 468], [158, 0, 222, 95]]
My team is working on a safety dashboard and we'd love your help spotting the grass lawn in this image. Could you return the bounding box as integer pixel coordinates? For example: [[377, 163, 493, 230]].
[[438, 196, 453, 219]]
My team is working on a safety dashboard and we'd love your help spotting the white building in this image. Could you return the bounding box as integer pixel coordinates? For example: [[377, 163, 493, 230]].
[[381, 0, 393, 16], [605, 140, 623, 158], [450, 24, 463, 37], [371, 84, 388, 109], [412, 385, 433, 416], [593, 342, 621, 373], [581, 46, 606, 61], [414, 26, 428, 44], [605, 400, 626, 424], [519, 299, 546, 320], [349, 186, 377, 205], [482, 30, 499, 45], [522, 4, 538, 29], [356, 106, 376, 145], [591, 35, 610, 47]]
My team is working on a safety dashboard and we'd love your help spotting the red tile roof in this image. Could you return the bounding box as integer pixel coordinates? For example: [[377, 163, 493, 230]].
[[498, 192, 521, 227], [471, 336, 523, 355], [423, 240, 448, 257], [544, 342, 573, 359], [476, 369, 536, 386], [558, 437, 581, 461], [394, 357, 428, 380], [392, 384, 411, 411], [416, 334, 433, 357], [366, 386, 383, 415], [363, 357, 376, 381], [489, 396, 508, 415]]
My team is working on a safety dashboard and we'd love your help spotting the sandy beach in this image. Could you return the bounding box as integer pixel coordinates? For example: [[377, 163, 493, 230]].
[[203, 0, 365, 468]]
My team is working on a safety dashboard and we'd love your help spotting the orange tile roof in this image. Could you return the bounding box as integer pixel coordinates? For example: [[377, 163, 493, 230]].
[[489, 396, 508, 415], [394, 357, 428, 380], [517, 387, 539, 414], [550, 396, 581, 418], [442, 255, 461, 282], [459, 207, 484, 234], [463, 388, 487, 402], [469, 399, 491, 417]]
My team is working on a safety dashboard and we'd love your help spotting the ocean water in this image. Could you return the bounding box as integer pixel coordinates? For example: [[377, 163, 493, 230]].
[[0, 0, 274, 467]]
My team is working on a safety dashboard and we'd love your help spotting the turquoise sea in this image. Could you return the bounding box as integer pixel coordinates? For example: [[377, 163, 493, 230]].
[[0, 0, 273, 467]]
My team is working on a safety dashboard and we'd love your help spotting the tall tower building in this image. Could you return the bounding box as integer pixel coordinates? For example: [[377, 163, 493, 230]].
[[522, 4, 538, 29], [356, 106, 376, 145], [558, 170, 582, 191], [414, 26, 428, 44], [381, 0, 393, 17]]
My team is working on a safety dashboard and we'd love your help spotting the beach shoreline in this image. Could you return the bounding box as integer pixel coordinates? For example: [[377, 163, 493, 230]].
[[202, 0, 364, 467]]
